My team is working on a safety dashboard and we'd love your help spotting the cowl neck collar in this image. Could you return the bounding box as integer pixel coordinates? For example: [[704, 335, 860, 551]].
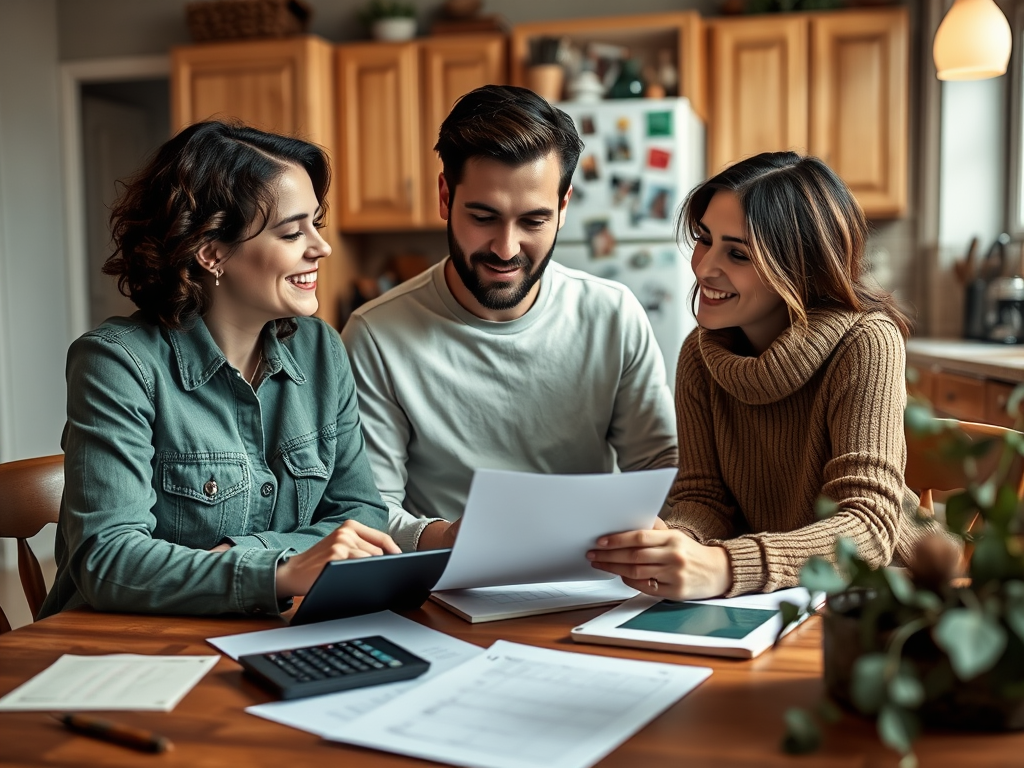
[[698, 308, 864, 404]]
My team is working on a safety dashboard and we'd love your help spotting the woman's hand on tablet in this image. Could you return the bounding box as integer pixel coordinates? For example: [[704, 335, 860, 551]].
[[275, 520, 400, 599], [587, 518, 732, 601]]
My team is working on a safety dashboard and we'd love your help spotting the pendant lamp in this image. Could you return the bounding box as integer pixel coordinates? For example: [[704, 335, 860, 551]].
[[933, 0, 1012, 81]]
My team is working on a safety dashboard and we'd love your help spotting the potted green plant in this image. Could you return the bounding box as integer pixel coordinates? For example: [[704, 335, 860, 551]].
[[779, 384, 1024, 767], [359, 0, 417, 41]]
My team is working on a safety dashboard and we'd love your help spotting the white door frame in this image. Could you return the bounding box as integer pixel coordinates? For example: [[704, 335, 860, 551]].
[[60, 55, 169, 338]]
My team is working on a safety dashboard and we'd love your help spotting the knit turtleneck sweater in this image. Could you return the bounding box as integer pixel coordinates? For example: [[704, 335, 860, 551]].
[[665, 307, 926, 597]]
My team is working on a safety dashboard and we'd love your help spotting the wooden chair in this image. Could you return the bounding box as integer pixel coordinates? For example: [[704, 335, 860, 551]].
[[905, 419, 1024, 517], [0, 454, 63, 633]]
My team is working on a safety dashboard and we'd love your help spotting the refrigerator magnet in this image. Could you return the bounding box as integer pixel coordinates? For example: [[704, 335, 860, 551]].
[[646, 147, 672, 171], [646, 111, 673, 137]]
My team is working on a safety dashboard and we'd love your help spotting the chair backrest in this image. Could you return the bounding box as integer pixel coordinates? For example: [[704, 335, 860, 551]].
[[905, 420, 1024, 515], [0, 454, 64, 633]]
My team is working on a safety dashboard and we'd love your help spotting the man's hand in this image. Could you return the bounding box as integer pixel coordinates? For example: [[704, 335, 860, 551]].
[[587, 518, 732, 601], [416, 518, 461, 551], [275, 520, 400, 599]]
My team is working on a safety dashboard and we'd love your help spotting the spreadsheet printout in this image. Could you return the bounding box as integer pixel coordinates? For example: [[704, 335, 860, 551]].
[[326, 640, 712, 768]]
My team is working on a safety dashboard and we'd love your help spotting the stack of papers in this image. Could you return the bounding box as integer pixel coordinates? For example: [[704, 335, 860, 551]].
[[209, 610, 711, 768], [431, 579, 639, 623]]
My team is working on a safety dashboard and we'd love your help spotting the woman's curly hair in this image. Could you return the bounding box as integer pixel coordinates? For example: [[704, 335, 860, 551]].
[[103, 120, 331, 338]]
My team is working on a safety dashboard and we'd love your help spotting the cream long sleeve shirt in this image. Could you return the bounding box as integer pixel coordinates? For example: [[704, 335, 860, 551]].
[[341, 259, 679, 552]]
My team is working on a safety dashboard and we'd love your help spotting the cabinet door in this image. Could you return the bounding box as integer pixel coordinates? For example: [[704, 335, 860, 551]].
[[337, 43, 420, 230], [420, 35, 507, 229], [708, 16, 808, 176], [810, 8, 908, 218]]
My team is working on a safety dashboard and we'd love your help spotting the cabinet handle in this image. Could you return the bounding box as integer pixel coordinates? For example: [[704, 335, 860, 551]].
[[405, 177, 412, 205]]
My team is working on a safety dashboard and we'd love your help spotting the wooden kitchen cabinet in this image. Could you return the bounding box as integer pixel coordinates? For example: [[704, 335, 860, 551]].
[[336, 42, 421, 231], [708, 7, 908, 218], [706, 16, 808, 177], [170, 36, 348, 327], [906, 340, 1024, 429], [336, 35, 506, 232]]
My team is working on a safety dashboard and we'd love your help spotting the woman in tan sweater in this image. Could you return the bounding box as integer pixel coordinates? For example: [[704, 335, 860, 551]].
[[589, 151, 926, 599]]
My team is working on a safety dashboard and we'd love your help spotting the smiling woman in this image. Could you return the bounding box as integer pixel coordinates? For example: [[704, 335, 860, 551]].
[[589, 152, 951, 602], [38, 121, 398, 620]]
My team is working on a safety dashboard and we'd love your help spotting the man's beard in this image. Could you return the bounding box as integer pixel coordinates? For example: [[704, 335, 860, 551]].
[[447, 219, 557, 312]]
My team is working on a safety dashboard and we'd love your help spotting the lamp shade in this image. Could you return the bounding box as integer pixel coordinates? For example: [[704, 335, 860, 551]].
[[933, 0, 1012, 81]]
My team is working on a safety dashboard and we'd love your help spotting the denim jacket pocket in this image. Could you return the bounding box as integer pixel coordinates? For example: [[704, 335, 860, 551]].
[[280, 432, 334, 526], [160, 453, 250, 548]]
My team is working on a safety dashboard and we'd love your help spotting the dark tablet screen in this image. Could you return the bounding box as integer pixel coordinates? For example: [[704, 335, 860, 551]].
[[290, 549, 452, 626], [617, 601, 776, 640]]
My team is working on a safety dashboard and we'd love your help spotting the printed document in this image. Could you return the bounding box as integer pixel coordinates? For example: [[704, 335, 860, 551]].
[[325, 639, 712, 768], [433, 468, 676, 591], [0, 654, 217, 712]]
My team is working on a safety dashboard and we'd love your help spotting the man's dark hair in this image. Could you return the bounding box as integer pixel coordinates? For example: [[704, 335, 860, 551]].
[[434, 85, 584, 200]]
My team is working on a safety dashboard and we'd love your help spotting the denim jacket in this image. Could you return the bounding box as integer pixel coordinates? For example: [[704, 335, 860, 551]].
[[39, 315, 388, 619]]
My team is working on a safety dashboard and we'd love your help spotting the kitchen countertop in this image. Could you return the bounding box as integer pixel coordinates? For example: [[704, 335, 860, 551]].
[[906, 338, 1024, 383]]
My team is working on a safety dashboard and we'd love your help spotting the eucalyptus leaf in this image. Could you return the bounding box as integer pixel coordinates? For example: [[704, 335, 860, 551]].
[[933, 609, 1007, 680], [898, 752, 920, 768], [987, 485, 1020, 530], [943, 492, 976, 537], [851, 653, 888, 714], [882, 568, 916, 605], [1008, 384, 1024, 419], [776, 601, 804, 644], [835, 537, 860, 570], [799, 557, 849, 595], [904, 402, 938, 435], [887, 670, 925, 708], [1005, 581, 1024, 644], [974, 480, 996, 509], [912, 589, 942, 612], [781, 707, 821, 754], [878, 703, 918, 755], [815, 496, 839, 520]]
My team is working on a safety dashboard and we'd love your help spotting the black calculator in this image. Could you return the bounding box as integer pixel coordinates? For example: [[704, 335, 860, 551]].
[[238, 635, 431, 700]]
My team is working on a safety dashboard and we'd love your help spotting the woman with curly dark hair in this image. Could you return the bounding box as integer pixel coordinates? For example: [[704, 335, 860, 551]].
[[39, 121, 398, 619]]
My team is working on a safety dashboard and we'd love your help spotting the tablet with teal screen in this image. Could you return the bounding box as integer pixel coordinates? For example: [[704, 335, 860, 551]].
[[571, 587, 823, 659]]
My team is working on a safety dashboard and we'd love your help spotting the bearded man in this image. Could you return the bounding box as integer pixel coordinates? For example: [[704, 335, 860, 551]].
[[341, 85, 677, 552]]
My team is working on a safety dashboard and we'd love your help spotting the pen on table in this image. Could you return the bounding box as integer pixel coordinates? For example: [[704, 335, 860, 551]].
[[52, 713, 173, 753]]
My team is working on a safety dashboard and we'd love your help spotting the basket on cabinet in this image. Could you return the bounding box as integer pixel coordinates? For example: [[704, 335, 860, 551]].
[[185, 0, 312, 42]]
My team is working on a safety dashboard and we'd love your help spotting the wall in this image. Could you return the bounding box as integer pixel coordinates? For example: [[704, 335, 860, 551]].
[[56, 0, 719, 59], [0, 0, 69, 571], [0, 0, 69, 462]]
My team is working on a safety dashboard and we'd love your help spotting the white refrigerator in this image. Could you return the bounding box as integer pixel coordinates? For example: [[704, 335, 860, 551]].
[[553, 98, 706, 386]]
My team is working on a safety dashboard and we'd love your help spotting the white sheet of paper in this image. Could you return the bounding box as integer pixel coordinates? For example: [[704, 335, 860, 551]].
[[0, 654, 217, 712], [433, 468, 676, 591], [208, 611, 483, 736], [325, 639, 712, 768]]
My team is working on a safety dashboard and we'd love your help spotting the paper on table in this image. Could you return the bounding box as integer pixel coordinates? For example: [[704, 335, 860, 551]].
[[431, 579, 639, 623], [433, 468, 676, 591], [0, 654, 217, 712], [325, 639, 712, 768], [208, 611, 483, 736]]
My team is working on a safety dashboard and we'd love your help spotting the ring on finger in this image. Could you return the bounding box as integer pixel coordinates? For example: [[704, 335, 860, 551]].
[[648, 577, 659, 591]]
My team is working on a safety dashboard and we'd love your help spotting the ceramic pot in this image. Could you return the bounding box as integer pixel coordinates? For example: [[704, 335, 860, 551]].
[[824, 597, 1024, 731], [371, 17, 416, 41], [527, 64, 564, 103]]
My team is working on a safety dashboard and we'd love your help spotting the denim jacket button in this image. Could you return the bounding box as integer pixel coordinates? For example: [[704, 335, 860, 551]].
[[203, 479, 218, 497], [260, 482, 274, 497]]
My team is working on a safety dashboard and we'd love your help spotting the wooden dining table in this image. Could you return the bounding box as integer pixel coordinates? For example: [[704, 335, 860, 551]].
[[1, 602, 1021, 767]]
